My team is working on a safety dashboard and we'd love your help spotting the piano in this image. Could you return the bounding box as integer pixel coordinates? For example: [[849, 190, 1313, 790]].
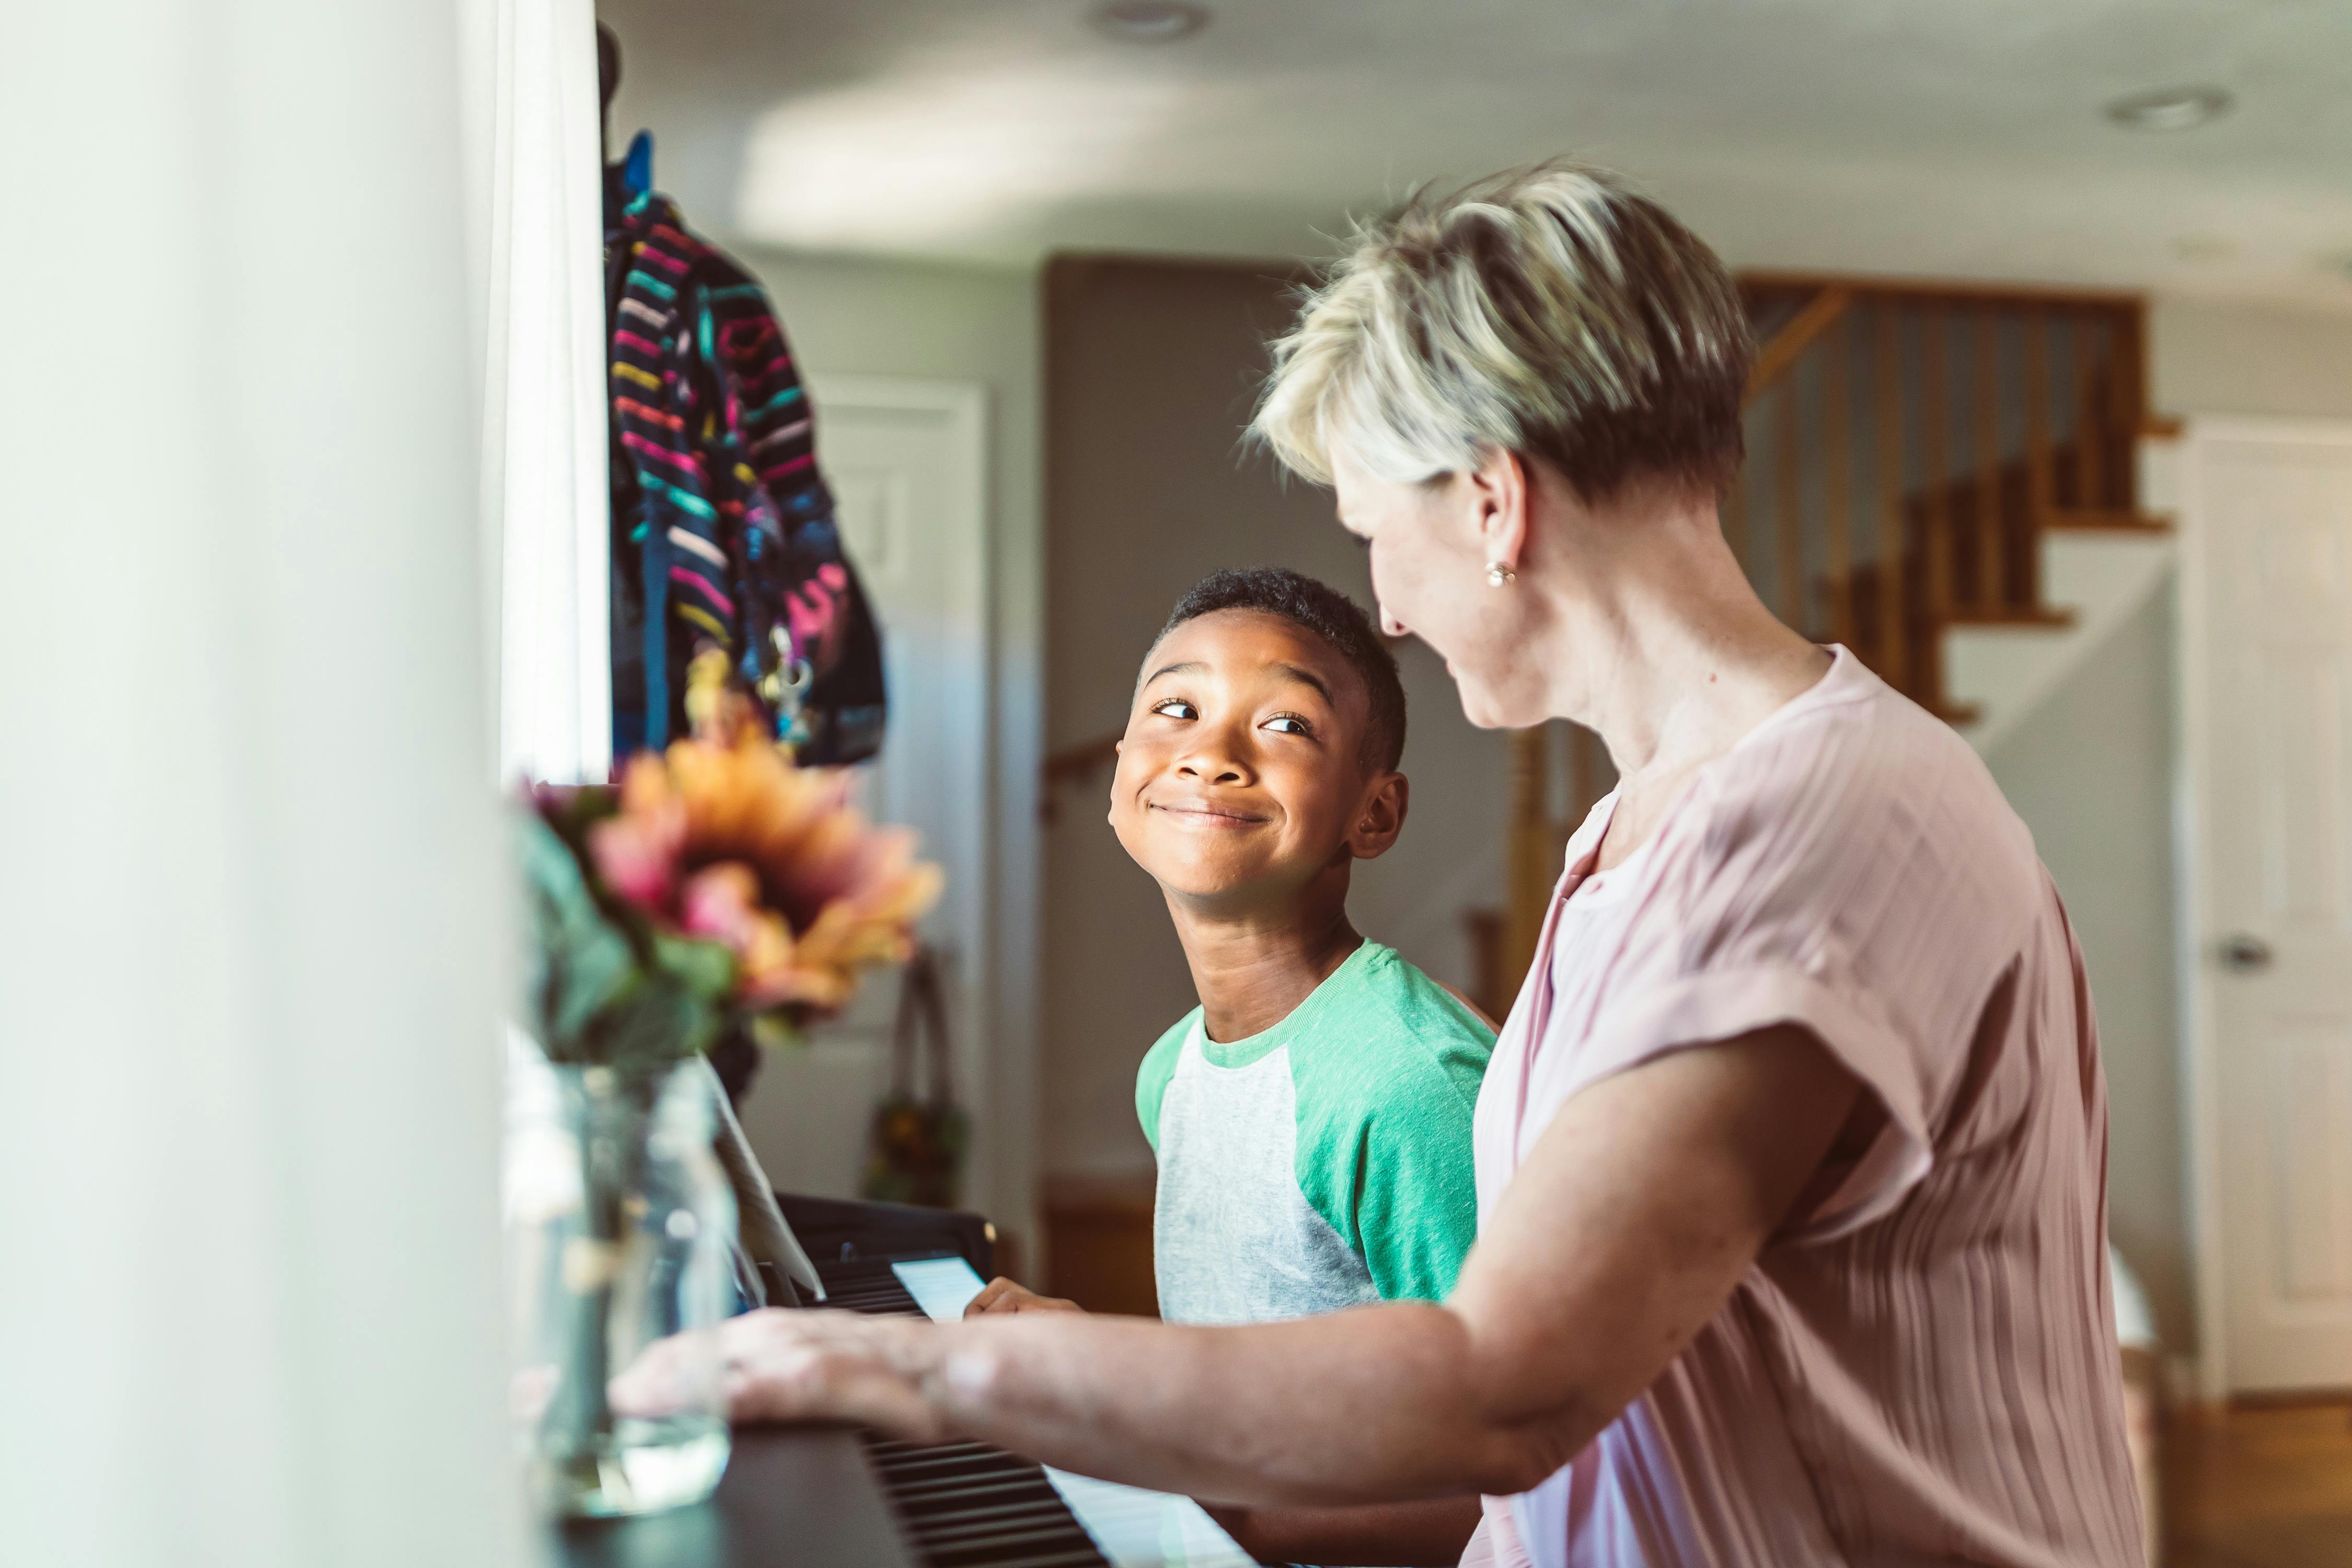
[[547, 1194, 1258, 1568]]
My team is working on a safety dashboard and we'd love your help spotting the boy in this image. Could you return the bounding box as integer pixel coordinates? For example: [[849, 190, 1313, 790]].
[[972, 568, 1494, 1563]]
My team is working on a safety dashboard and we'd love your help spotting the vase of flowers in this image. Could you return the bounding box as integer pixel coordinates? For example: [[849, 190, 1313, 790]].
[[509, 695, 940, 1518]]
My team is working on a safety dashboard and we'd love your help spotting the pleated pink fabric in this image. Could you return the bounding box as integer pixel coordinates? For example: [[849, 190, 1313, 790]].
[[1467, 647, 2143, 1568]]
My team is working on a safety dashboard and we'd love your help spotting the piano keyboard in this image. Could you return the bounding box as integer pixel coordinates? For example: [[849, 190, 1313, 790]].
[[863, 1434, 1114, 1567], [822, 1256, 1254, 1568]]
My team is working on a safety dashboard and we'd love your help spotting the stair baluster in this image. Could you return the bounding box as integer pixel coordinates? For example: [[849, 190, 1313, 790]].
[[1975, 305, 2005, 613], [1874, 303, 1909, 693]]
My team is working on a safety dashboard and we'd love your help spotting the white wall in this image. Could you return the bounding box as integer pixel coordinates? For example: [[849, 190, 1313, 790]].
[[1983, 296, 2352, 1358], [2, 4, 515, 1565], [1985, 587, 2189, 1346], [723, 249, 1047, 1247]]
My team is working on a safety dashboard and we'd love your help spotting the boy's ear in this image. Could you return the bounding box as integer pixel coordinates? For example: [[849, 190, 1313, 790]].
[[1346, 771, 1410, 861]]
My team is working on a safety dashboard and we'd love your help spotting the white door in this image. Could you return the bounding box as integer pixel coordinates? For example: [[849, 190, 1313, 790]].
[[2183, 418, 2352, 1396], [735, 377, 993, 1214]]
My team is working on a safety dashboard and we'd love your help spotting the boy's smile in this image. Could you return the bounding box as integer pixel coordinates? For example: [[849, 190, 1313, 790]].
[[1110, 609, 1405, 911]]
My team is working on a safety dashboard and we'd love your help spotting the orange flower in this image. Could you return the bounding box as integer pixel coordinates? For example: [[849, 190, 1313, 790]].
[[586, 731, 942, 1017]]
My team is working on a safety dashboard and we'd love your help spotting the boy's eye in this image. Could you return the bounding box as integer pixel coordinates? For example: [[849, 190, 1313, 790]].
[[1263, 714, 1315, 737], [1151, 698, 1197, 720]]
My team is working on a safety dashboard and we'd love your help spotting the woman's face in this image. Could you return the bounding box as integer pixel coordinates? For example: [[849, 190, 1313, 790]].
[[1331, 446, 1538, 730]]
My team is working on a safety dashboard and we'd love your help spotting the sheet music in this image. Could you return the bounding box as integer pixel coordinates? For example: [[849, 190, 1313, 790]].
[[890, 1259, 1258, 1568]]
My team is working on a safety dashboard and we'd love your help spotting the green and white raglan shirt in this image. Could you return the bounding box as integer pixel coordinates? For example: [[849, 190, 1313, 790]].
[[1134, 942, 1494, 1325]]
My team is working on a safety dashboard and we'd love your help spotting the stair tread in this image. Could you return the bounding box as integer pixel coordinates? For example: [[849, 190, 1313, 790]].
[[1942, 604, 2079, 630], [2040, 508, 2173, 535]]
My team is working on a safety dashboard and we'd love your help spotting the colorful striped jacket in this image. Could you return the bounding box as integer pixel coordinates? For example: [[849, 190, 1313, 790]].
[[605, 188, 885, 765]]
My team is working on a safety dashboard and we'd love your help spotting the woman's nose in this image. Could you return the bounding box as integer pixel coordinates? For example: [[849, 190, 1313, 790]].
[[1380, 605, 1408, 638]]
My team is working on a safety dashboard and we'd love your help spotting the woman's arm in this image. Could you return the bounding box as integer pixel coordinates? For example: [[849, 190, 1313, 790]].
[[629, 1026, 1862, 1503]]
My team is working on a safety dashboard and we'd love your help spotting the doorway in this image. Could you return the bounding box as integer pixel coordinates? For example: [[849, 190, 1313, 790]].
[[2181, 418, 2352, 1399]]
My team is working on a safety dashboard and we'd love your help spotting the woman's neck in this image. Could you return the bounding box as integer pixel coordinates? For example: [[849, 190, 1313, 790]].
[[1523, 485, 1832, 866], [1165, 887, 1362, 1044]]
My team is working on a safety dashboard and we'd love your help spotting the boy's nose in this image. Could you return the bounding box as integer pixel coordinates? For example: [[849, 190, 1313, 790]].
[[1175, 754, 1248, 785], [1174, 728, 1253, 785]]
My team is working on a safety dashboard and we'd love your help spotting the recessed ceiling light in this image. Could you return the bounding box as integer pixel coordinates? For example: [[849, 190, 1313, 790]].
[[2104, 85, 2233, 132], [1092, 1, 1209, 43]]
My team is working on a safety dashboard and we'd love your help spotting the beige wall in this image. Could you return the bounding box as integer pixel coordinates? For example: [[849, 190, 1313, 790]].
[[1985, 296, 2352, 1357], [1041, 257, 1511, 1178], [2152, 298, 2352, 419]]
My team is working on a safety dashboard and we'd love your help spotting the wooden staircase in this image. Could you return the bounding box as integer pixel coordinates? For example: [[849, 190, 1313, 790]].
[[1468, 273, 2175, 1017], [1732, 271, 2168, 719]]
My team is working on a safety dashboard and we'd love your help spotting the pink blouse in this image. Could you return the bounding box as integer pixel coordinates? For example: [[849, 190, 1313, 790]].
[[1466, 648, 2142, 1567]]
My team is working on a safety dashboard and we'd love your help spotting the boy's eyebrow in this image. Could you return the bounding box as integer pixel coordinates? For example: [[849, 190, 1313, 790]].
[[1139, 658, 1336, 704], [1271, 663, 1335, 704]]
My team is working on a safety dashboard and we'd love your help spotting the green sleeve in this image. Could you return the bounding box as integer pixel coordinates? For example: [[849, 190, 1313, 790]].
[[1291, 963, 1493, 1303], [1134, 1013, 1194, 1157]]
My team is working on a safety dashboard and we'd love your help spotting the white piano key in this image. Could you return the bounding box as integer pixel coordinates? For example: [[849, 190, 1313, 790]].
[[1040, 1470, 1258, 1568], [892, 1258, 1255, 1568], [893, 1256, 990, 1322]]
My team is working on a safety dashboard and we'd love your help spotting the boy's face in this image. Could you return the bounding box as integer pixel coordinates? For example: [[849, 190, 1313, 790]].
[[1109, 609, 1407, 910]]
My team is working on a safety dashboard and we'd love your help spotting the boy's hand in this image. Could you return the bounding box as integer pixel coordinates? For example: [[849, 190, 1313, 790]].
[[964, 1277, 1084, 1317]]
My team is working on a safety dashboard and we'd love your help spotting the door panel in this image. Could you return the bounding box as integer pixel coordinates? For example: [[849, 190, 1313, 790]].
[[2267, 1022, 2352, 1304], [2193, 426, 2352, 1393]]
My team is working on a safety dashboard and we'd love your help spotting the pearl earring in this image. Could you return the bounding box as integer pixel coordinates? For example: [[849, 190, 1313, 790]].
[[1486, 563, 1517, 587]]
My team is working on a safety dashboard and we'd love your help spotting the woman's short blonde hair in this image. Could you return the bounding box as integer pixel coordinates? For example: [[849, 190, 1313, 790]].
[[1253, 160, 1753, 500]]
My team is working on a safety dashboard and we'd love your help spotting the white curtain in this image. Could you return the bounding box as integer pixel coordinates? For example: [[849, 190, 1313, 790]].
[[469, 0, 613, 785], [1, 2, 516, 1565]]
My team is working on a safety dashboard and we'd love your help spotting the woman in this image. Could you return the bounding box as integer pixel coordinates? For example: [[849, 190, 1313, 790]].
[[626, 162, 2143, 1567]]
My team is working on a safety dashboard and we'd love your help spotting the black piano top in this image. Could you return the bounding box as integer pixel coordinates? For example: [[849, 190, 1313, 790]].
[[549, 1424, 916, 1568]]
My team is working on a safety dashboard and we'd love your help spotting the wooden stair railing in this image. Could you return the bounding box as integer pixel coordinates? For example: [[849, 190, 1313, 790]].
[[1730, 273, 2164, 715]]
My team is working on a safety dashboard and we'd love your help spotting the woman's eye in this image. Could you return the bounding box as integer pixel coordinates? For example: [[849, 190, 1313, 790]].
[[1151, 699, 1197, 720], [1263, 715, 1313, 737]]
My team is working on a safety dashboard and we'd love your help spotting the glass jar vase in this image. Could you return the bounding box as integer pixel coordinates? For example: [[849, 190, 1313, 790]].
[[506, 1052, 736, 1517]]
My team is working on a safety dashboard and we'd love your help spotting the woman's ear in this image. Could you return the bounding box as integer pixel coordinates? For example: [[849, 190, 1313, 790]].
[[1466, 449, 1531, 574], [1347, 771, 1411, 861]]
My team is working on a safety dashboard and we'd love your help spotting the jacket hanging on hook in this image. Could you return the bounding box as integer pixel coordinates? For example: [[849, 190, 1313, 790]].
[[604, 176, 886, 766]]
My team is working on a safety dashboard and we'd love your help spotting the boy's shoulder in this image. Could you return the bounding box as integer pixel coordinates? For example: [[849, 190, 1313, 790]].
[[1285, 942, 1493, 1115], [1305, 942, 1492, 1050], [1134, 1006, 1203, 1155]]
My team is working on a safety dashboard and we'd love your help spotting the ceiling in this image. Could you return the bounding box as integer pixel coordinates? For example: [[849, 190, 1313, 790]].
[[598, 0, 2352, 307]]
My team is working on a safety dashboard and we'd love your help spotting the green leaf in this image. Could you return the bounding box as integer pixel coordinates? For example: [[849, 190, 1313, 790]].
[[650, 931, 738, 1005], [516, 809, 636, 1057], [596, 971, 728, 1067]]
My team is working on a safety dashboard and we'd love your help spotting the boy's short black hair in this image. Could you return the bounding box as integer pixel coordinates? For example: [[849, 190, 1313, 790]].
[[1154, 568, 1406, 773]]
